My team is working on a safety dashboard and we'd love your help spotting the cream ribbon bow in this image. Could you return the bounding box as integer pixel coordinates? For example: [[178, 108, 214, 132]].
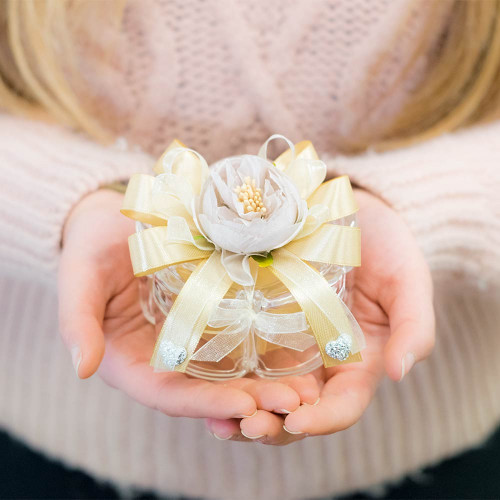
[[190, 292, 317, 363], [122, 135, 364, 372]]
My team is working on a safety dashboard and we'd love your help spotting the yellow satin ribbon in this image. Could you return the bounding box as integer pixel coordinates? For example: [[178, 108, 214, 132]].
[[270, 248, 362, 366], [274, 140, 319, 170], [122, 138, 362, 372], [285, 224, 361, 267], [308, 175, 359, 222], [151, 251, 233, 371], [122, 173, 193, 226], [129, 226, 211, 277], [122, 174, 168, 226]]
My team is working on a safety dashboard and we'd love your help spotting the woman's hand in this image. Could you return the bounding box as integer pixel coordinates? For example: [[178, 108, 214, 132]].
[[206, 188, 435, 444], [58, 189, 318, 422]]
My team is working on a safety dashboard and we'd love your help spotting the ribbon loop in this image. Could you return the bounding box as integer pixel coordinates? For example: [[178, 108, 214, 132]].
[[294, 204, 331, 239], [153, 139, 186, 175], [191, 304, 317, 361], [254, 310, 308, 333], [128, 226, 211, 277], [166, 216, 215, 251], [207, 299, 248, 327], [154, 143, 210, 195], [256, 330, 316, 351], [121, 174, 168, 225], [285, 224, 361, 267], [274, 140, 319, 170], [121, 173, 195, 226], [154, 173, 195, 215], [307, 175, 358, 221], [283, 158, 327, 200], [258, 134, 296, 165], [190, 318, 250, 363]]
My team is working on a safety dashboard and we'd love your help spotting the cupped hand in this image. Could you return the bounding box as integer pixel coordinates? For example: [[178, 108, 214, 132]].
[[58, 189, 318, 422], [207, 188, 435, 444]]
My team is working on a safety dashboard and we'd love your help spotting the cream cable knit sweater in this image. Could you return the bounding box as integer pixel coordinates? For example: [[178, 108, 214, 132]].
[[1, 1, 500, 499]]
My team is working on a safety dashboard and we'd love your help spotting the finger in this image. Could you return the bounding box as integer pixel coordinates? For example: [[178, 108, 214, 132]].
[[283, 368, 379, 436], [278, 374, 321, 406], [205, 418, 247, 441], [156, 375, 257, 419], [226, 378, 301, 413], [99, 349, 257, 419], [58, 257, 106, 379], [240, 410, 305, 445], [381, 261, 435, 381]]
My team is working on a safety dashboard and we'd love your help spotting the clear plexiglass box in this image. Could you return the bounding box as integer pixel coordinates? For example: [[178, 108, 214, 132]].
[[138, 213, 357, 381]]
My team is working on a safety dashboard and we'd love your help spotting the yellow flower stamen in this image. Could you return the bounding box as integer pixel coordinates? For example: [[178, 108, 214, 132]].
[[234, 177, 267, 214]]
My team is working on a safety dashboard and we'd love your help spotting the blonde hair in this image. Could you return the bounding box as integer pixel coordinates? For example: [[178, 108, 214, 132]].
[[1, 0, 500, 151], [0, 0, 123, 142], [376, 0, 500, 151]]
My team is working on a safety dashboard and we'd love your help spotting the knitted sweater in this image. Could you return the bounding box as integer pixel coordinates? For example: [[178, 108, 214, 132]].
[[1, 1, 500, 499]]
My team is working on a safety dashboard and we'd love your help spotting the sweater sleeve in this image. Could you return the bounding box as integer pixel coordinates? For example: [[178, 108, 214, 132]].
[[0, 114, 154, 277], [323, 121, 500, 289]]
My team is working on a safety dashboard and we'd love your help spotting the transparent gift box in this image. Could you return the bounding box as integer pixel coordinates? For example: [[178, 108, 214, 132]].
[[123, 135, 365, 380], [138, 212, 358, 381]]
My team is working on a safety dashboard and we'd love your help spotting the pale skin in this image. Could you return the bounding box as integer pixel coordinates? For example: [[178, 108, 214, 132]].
[[59, 187, 435, 445]]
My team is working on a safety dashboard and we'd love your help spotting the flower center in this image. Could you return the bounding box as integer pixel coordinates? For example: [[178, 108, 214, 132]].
[[234, 176, 267, 214]]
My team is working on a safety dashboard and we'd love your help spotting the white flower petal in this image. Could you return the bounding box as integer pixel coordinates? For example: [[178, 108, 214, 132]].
[[211, 169, 236, 209], [221, 251, 254, 286]]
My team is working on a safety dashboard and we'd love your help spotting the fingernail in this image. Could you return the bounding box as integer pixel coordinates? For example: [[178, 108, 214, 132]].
[[71, 346, 82, 377], [283, 424, 304, 435], [241, 430, 265, 440], [212, 433, 233, 441], [274, 409, 291, 414], [234, 409, 258, 419], [302, 397, 320, 406], [400, 352, 416, 381]]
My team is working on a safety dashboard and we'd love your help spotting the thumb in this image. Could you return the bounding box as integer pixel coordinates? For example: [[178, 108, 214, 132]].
[[58, 252, 107, 379], [381, 261, 435, 382]]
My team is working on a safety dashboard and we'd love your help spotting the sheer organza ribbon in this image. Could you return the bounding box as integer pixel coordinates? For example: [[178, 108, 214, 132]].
[[121, 135, 364, 372], [190, 297, 316, 363]]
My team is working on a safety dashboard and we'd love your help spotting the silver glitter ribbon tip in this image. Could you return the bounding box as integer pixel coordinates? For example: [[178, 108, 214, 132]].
[[325, 333, 352, 361], [159, 340, 187, 370]]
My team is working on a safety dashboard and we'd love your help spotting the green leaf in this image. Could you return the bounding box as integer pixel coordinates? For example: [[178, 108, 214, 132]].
[[251, 252, 273, 267]]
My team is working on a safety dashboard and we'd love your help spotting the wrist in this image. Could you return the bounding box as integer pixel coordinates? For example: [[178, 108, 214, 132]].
[[100, 180, 128, 194], [62, 189, 125, 248]]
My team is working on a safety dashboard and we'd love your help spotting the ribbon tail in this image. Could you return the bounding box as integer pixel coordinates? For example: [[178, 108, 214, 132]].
[[150, 251, 232, 372], [339, 296, 366, 352], [269, 248, 364, 367]]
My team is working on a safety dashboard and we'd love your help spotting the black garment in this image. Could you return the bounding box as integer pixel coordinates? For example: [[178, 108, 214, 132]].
[[0, 427, 499, 499]]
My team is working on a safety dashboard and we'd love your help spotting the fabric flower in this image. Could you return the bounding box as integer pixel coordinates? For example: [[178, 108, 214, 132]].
[[193, 154, 308, 285]]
